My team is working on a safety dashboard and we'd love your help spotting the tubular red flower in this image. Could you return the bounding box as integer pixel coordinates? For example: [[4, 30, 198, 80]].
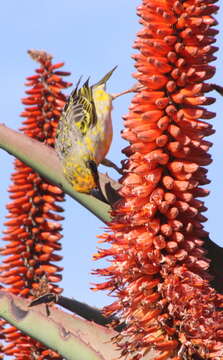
[[0, 50, 71, 359], [94, 1, 223, 359]]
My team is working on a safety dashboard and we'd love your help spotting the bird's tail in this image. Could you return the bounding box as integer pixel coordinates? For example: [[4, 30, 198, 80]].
[[92, 65, 118, 88]]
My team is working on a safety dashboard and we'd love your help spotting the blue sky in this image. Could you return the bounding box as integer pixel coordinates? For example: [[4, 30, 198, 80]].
[[0, 1, 223, 312]]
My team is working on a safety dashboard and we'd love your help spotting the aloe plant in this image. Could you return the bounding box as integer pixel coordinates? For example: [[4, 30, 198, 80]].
[[0, 1, 223, 359]]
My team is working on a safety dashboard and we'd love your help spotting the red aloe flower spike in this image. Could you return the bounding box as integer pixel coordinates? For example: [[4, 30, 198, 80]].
[[94, 1, 223, 359], [0, 50, 71, 359]]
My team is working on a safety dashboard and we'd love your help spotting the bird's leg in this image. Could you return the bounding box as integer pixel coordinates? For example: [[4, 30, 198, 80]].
[[111, 83, 144, 100], [211, 83, 223, 96], [101, 158, 123, 174]]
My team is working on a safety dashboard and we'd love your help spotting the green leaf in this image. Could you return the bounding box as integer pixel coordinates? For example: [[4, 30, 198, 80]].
[[0, 291, 164, 359], [0, 291, 121, 360]]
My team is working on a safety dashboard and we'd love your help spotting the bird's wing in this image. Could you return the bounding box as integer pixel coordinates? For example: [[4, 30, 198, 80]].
[[56, 67, 117, 158], [66, 79, 97, 136], [55, 79, 97, 158]]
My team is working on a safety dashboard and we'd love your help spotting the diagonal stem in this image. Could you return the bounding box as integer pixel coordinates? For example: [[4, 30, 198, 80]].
[[0, 123, 223, 293], [0, 123, 114, 223]]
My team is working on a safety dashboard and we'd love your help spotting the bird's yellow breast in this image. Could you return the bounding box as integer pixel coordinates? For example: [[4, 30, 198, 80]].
[[93, 87, 110, 102], [92, 86, 113, 164], [93, 88, 111, 117]]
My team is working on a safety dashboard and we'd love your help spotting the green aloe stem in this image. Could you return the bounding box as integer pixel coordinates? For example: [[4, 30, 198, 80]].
[[0, 291, 160, 360], [0, 123, 112, 223], [1, 123, 223, 293]]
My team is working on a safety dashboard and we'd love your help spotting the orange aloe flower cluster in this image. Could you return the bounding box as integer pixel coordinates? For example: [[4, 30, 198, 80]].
[[0, 50, 71, 359], [94, 0, 223, 359]]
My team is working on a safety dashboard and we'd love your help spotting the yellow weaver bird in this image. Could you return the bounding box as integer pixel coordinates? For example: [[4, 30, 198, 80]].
[[56, 66, 133, 193]]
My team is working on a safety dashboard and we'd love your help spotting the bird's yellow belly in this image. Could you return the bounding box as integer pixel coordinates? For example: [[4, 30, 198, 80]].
[[94, 116, 113, 164], [92, 87, 113, 163]]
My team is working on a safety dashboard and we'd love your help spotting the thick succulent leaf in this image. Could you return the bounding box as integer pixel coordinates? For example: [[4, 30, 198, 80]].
[[0, 123, 223, 293], [0, 291, 163, 360], [0, 291, 120, 360]]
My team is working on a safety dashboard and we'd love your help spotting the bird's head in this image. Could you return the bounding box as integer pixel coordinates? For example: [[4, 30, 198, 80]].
[[63, 157, 98, 193]]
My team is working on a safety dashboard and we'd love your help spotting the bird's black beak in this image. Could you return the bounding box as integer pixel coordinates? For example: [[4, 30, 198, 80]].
[[86, 160, 99, 185]]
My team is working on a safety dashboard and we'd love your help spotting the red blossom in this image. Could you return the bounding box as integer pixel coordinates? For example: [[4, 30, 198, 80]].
[[0, 50, 71, 359], [94, 1, 223, 359]]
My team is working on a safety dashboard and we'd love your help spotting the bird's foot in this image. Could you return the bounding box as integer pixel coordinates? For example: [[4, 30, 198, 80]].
[[101, 158, 123, 175], [111, 82, 144, 100], [211, 83, 223, 96]]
